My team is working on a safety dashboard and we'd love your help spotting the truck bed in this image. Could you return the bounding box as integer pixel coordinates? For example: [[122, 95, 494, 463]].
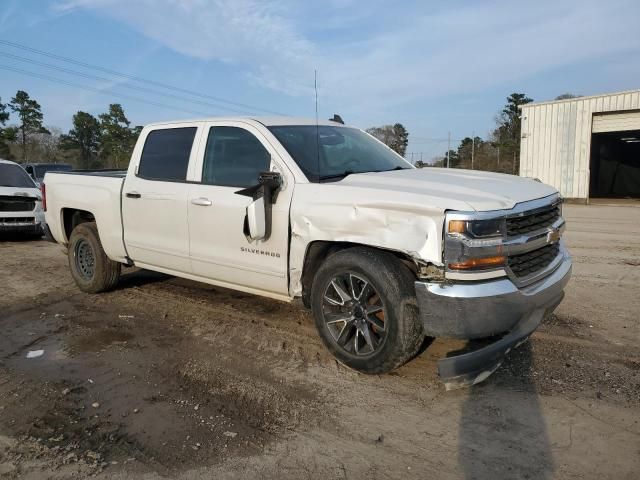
[[44, 170, 128, 262]]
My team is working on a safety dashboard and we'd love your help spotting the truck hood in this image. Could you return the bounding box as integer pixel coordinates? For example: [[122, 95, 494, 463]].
[[338, 167, 557, 212], [0, 185, 41, 199]]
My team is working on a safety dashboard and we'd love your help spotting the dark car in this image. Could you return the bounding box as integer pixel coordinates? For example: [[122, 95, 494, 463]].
[[23, 163, 73, 185]]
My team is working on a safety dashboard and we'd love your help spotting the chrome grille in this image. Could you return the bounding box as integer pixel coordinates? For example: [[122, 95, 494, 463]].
[[0, 217, 36, 225], [506, 204, 560, 236], [508, 243, 560, 278], [0, 196, 36, 212]]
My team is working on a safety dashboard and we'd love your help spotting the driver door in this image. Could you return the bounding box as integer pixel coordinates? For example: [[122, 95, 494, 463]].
[[187, 121, 292, 296]]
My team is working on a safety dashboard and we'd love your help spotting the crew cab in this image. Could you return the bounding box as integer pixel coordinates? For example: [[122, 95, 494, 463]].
[[43, 117, 571, 388], [0, 159, 44, 236]]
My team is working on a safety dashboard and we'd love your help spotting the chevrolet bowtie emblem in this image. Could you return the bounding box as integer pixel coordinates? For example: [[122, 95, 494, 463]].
[[547, 229, 561, 243]]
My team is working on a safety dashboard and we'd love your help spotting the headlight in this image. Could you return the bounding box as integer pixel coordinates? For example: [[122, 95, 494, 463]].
[[445, 216, 506, 271], [448, 219, 504, 239]]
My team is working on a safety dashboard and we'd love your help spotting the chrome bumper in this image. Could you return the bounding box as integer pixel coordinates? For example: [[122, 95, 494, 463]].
[[416, 250, 571, 339], [0, 217, 42, 234], [415, 251, 572, 388]]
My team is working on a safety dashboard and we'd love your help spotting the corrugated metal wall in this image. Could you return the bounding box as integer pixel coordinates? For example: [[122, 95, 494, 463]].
[[519, 90, 640, 199]]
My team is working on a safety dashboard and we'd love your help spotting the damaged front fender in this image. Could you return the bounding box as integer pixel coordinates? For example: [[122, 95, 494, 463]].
[[288, 183, 446, 297]]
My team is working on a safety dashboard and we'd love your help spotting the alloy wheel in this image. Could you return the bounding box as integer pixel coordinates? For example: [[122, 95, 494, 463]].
[[321, 272, 388, 356]]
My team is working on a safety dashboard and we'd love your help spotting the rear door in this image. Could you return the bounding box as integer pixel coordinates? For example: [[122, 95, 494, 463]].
[[122, 123, 201, 273], [187, 121, 292, 295]]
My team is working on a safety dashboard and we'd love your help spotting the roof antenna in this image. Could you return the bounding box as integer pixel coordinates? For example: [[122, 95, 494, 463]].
[[314, 69, 320, 182]]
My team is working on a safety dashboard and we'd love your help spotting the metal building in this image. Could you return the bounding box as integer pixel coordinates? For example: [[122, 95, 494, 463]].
[[519, 89, 640, 202]]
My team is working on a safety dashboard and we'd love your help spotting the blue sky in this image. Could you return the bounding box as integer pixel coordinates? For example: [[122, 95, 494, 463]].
[[1, 0, 639, 159]]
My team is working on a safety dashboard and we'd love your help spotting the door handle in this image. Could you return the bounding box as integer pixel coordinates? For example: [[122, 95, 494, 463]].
[[191, 197, 212, 206], [126, 191, 141, 199]]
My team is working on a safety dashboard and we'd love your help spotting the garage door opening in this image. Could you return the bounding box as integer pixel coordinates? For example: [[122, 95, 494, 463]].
[[589, 129, 640, 198]]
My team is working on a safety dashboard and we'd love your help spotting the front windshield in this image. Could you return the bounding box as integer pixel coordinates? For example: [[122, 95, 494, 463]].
[[268, 125, 411, 182], [34, 164, 72, 178], [0, 163, 37, 188]]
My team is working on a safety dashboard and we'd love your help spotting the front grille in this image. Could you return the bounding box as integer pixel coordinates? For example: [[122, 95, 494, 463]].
[[508, 243, 560, 278], [0, 217, 36, 225], [0, 196, 36, 212], [506, 204, 560, 236]]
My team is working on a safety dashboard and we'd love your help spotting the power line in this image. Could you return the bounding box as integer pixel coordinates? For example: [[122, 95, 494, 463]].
[[410, 136, 464, 143], [410, 136, 451, 141], [0, 39, 286, 116], [0, 64, 212, 117], [0, 50, 253, 115]]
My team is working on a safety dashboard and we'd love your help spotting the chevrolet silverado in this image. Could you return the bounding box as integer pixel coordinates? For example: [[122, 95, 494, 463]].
[[42, 117, 571, 388]]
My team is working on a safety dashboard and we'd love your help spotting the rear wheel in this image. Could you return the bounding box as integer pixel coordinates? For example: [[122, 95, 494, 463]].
[[68, 222, 121, 293], [310, 247, 425, 374]]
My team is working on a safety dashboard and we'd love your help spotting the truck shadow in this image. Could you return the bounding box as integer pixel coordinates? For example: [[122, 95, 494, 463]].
[[458, 341, 554, 479], [0, 232, 43, 242], [117, 269, 172, 289]]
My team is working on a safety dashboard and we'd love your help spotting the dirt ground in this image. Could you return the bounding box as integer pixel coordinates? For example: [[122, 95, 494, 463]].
[[0, 204, 638, 479]]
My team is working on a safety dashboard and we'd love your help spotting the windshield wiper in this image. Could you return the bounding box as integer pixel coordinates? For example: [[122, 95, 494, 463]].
[[318, 170, 354, 182], [318, 166, 408, 182]]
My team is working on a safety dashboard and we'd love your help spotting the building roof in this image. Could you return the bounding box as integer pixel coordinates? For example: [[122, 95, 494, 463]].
[[521, 89, 640, 108]]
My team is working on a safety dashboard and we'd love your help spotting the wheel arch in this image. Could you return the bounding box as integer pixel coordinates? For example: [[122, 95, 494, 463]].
[[62, 208, 96, 242], [300, 240, 419, 308]]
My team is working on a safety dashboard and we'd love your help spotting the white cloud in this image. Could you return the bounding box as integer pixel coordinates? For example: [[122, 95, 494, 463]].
[[55, 0, 640, 109], [56, 0, 318, 95]]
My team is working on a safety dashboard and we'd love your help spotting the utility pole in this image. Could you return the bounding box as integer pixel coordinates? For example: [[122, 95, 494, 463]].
[[446, 131, 451, 168], [497, 145, 500, 169], [471, 132, 475, 170]]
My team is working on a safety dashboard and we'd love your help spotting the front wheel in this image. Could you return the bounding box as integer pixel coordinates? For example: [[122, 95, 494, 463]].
[[310, 247, 425, 374], [68, 222, 121, 293]]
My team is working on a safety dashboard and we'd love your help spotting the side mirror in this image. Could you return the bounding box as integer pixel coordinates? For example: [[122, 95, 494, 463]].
[[236, 171, 282, 241], [246, 196, 266, 240]]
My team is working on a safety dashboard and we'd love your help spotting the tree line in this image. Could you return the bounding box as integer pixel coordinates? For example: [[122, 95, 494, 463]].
[[410, 93, 532, 174], [362, 93, 542, 175], [414, 92, 580, 173], [1, 88, 576, 174], [0, 89, 140, 169]]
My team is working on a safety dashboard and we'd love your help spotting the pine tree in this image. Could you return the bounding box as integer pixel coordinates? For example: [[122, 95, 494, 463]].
[[61, 111, 101, 169], [0, 97, 11, 159], [366, 123, 410, 156], [99, 104, 135, 169], [492, 93, 533, 173], [9, 90, 49, 161], [389, 123, 409, 157]]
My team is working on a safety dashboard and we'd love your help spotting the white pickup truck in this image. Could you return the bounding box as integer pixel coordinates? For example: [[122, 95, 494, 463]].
[[43, 117, 571, 387]]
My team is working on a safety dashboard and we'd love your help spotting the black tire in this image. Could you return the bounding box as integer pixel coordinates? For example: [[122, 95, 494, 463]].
[[68, 222, 121, 293], [310, 247, 425, 374]]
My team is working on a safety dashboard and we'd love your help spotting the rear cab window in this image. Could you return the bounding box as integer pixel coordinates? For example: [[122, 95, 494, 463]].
[[137, 127, 198, 181]]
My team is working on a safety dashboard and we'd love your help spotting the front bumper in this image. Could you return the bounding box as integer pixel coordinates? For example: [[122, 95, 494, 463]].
[[0, 218, 42, 235], [415, 252, 571, 388]]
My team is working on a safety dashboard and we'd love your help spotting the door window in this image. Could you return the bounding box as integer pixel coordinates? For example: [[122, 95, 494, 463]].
[[202, 127, 270, 188], [138, 127, 197, 181]]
